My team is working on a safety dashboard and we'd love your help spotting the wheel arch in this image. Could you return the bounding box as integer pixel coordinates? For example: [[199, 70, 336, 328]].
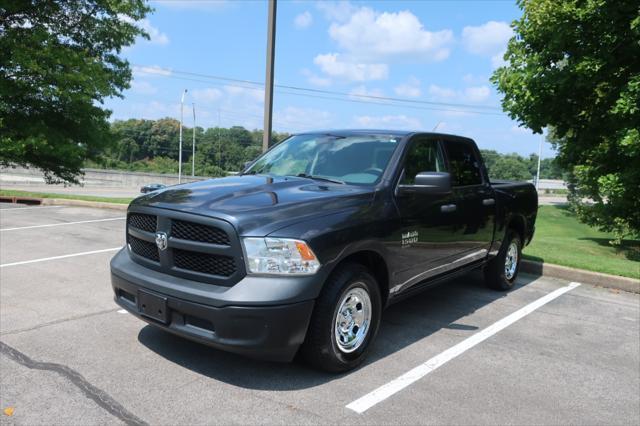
[[507, 213, 526, 244], [330, 250, 390, 308]]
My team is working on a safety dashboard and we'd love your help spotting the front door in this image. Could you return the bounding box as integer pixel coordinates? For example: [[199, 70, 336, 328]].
[[391, 137, 460, 294]]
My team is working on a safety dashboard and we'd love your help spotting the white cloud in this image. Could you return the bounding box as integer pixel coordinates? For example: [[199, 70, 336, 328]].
[[301, 68, 332, 87], [428, 84, 491, 103], [462, 21, 512, 68], [120, 16, 169, 45], [491, 52, 508, 68], [394, 76, 421, 98], [294, 11, 313, 29], [328, 7, 453, 61], [132, 65, 172, 77], [463, 86, 490, 102], [354, 114, 423, 130], [192, 88, 223, 103], [275, 106, 332, 131], [316, 1, 357, 22], [223, 85, 264, 103], [462, 73, 488, 85], [138, 19, 169, 45], [428, 84, 456, 100], [313, 53, 388, 82], [128, 101, 178, 120], [130, 80, 157, 95]]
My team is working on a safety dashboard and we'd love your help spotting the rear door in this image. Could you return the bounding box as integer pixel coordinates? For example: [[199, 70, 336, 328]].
[[442, 138, 496, 261]]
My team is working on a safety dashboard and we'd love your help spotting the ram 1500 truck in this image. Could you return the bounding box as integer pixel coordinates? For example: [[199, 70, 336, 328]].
[[111, 130, 537, 372]]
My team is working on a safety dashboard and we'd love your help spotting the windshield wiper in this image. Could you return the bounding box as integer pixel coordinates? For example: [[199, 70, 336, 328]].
[[295, 173, 345, 185]]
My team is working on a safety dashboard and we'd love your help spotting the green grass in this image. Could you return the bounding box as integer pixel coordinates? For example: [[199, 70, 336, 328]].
[[0, 189, 133, 205], [524, 205, 639, 279]]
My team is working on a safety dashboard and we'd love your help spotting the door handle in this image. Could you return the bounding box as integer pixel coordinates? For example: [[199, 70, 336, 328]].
[[441, 204, 457, 213], [482, 198, 495, 206]]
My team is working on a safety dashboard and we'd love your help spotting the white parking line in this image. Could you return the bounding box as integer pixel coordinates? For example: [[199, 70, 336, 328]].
[[346, 282, 582, 414], [1, 217, 125, 232], [0, 247, 122, 268], [0, 205, 64, 211]]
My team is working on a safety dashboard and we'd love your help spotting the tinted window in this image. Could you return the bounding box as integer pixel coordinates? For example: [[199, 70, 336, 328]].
[[400, 139, 445, 184], [444, 140, 483, 186]]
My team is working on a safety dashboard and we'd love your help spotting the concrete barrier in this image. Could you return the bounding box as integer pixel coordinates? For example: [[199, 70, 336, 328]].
[[1, 166, 210, 187]]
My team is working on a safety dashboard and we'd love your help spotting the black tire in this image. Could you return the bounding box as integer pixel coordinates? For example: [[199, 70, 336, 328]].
[[301, 263, 382, 373], [484, 230, 522, 291]]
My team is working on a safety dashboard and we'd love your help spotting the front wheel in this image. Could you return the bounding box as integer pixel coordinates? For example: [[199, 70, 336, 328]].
[[301, 263, 381, 372], [484, 230, 522, 291]]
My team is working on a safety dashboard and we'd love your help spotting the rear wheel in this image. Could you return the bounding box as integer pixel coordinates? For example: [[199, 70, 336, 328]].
[[301, 263, 381, 372], [484, 230, 521, 291]]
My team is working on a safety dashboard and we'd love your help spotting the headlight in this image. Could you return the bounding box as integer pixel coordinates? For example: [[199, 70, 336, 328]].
[[242, 237, 321, 275]]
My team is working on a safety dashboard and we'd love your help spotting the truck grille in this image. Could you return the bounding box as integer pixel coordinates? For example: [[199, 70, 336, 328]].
[[126, 210, 243, 286], [128, 213, 157, 233], [128, 235, 159, 262], [174, 249, 236, 276], [171, 220, 230, 245]]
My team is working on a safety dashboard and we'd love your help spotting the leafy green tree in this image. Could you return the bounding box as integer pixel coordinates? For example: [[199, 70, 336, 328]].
[[492, 0, 640, 241], [0, 0, 151, 183]]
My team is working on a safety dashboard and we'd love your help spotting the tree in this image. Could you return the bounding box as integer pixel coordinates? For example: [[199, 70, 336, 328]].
[[492, 0, 640, 241], [0, 0, 151, 183]]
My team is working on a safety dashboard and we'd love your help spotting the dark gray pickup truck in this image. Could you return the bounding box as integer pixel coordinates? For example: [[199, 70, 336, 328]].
[[111, 130, 537, 372]]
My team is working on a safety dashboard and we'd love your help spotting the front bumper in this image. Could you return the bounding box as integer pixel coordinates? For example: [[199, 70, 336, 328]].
[[110, 248, 316, 362]]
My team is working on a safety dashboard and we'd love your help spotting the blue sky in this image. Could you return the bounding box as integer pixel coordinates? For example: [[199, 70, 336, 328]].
[[105, 0, 554, 157]]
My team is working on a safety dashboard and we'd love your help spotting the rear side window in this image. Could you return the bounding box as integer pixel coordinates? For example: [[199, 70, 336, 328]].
[[400, 139, 445, 184], [444, 140, 483, 186]]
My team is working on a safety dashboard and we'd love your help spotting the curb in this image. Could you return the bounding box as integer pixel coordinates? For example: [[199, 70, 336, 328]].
[[40, 198, 128, 211], [521, 259, 639, 293]]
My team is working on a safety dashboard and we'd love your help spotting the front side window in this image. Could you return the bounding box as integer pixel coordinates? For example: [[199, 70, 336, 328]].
[[444, 140, 483, 186], [400, 139, 445, 184], [245, 133, 401, 185]]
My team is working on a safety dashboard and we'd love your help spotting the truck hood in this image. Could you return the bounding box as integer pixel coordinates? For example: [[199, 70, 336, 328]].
[[130, 175, 376, 236]]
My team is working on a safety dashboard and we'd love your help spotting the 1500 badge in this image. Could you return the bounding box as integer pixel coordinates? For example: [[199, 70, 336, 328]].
[[401, 230, 419, 247]]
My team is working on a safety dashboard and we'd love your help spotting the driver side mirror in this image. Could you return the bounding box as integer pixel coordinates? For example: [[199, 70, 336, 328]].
[[397, 171, 452, 196]]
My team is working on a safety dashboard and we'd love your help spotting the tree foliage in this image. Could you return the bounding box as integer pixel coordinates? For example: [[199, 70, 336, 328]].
[[98, 118, 290, 176], [492, 0, 640, 241], [0, 0, 151, 183], [99, 118, 560, 182], [481, 149, 563, 182]]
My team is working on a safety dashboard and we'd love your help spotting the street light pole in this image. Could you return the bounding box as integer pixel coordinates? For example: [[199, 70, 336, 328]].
[[535, 132, 543, 191], [262, 0, 277, 153], [179, 89, 187, 184], [192, 103, 196, 177]]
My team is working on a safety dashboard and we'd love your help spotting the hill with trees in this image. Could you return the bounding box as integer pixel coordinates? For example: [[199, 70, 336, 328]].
[[91, 117, 563, 182]]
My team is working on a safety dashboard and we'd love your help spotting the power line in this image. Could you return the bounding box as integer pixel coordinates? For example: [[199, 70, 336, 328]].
[[132, 64, 506, 114]]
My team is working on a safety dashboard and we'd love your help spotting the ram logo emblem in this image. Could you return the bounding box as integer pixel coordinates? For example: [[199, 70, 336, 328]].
[[155, 232, 168, 251]]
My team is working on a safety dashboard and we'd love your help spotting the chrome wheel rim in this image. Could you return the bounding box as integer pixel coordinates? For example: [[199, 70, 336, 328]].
[[504, 241, 518, 280], [334, 286, 371, 353]]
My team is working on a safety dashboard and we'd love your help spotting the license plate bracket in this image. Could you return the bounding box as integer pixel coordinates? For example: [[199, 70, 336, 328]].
[[137, 290, 168, 324]]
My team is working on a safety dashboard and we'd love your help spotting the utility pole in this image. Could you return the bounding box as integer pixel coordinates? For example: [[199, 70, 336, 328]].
[[262, 0, 277, 153], [535, 132, 543, 191], [217, 108, 221, 169], [179, 89, 187, 183], [192, 103, 196, 177]]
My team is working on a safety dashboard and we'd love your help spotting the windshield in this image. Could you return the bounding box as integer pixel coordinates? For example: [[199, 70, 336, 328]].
[[245, 133, 401, 185]]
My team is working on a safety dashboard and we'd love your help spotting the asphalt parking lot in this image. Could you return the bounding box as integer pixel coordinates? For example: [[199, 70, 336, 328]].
[[1, 204, 638, 425]]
